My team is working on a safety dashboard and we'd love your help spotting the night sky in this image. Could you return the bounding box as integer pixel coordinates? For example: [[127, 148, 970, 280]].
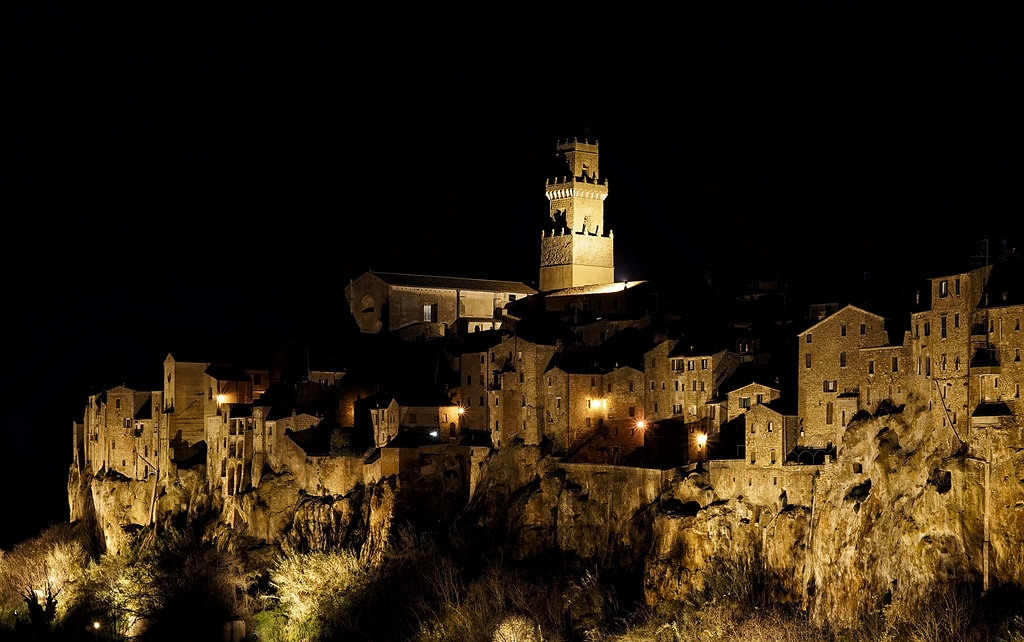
[[3, 6, 1022, 548]]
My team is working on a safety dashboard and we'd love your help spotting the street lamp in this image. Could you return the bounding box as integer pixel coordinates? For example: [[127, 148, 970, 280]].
[[696, 432, 707, 465]]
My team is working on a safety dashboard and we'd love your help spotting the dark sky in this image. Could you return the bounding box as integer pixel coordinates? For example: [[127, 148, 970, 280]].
[[3, 6, 1022, 547]]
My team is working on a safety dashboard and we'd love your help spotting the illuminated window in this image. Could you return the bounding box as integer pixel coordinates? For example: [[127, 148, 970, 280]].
[[688, 360, 695, 370], [739, 397, 750, 409], [939, 280, 948, 298], [824, 380, 837, 392], [423, 303, 437, 323], [701, 359, 708, 370]]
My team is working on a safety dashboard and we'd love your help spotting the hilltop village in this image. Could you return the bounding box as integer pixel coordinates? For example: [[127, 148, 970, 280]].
[[71, 140, 1024, 604]]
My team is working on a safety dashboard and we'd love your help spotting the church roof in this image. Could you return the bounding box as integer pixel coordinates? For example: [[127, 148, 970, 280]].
[[367, 271, 536, 294]]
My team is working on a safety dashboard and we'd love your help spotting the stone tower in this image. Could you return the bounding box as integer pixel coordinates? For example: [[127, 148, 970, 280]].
[[539, 139, 614, 292]]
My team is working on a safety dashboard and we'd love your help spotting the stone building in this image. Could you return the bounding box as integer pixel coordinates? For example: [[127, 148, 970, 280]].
[[662, 346, 742, 429], [344, 271, 535, 339], [78, 386, 164, 481], [482, 335, 558, 448], [744, 402, 798, 468], [542, 363, 608, 454], [725, 382, 782, 424], [797, 305, 890, 448], [539, 139, 614, 293]]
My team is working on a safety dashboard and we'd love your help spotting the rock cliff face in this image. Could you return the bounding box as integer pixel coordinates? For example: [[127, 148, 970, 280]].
[[68, 462, 395, 558], [461, 405, 1022, 629], [645, 402, 1024, 628], [68, 404, 1024, 627]]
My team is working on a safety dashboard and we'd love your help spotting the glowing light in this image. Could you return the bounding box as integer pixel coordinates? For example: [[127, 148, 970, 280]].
[[697, 433, 707, 449], [429, 430, 439, 438], [94, 622, 101, 630], [636, 420, 646, 430], [216, 394, 226, 405], [457, 406, 465, 415]]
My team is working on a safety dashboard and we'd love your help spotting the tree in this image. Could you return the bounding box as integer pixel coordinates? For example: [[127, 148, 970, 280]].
[[0, 523, 87, 632]]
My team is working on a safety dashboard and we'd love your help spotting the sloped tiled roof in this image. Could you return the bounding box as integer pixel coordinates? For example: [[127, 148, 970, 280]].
[[544, 280, 646, 297], [368, 271, 536, 294], [797, 304, 885, 336]]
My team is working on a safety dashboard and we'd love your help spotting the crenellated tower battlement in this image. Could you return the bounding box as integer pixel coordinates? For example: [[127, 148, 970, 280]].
[[539, 138, 615, 291]]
